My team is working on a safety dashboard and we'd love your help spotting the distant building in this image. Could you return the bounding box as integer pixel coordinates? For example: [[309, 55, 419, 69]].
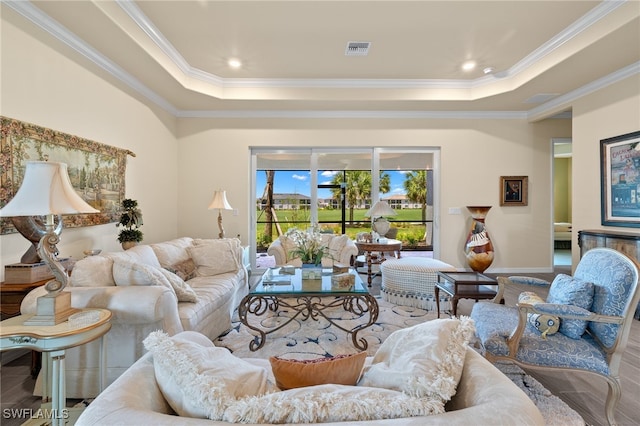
[[382, 194, 422, 209], [258, 193, 425, 210], [259, 193, 311, 210]]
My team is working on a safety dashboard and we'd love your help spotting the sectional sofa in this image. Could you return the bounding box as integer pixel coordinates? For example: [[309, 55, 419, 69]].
[[20, 237, 249, 398]]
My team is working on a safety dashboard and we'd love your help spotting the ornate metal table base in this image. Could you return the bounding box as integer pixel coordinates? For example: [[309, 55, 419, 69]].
[[238, 294, 379, 352]]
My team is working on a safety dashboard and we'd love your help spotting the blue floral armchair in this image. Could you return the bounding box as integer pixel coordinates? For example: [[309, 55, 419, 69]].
[[471, 248, 640, 426]]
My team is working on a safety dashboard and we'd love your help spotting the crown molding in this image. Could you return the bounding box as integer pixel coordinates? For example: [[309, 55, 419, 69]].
[[4, 0, 637, 120], [5, 0, 180, 115], [176, 110, 528, 119], [118, 0, 623, 92], [527, 61, 640, 121]]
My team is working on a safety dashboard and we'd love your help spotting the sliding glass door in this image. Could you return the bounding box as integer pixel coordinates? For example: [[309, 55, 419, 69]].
[[250, 148, 439, 269]]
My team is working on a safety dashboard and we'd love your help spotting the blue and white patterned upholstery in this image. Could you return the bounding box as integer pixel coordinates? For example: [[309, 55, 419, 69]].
[[547, 274, 594, 339], [471, 248, 640, 426]]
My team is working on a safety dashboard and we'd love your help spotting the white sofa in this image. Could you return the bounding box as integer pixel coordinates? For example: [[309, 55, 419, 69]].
[[267, 233, 358, 267], [76, 331, 544, 425], [21, 237, 249, 398]]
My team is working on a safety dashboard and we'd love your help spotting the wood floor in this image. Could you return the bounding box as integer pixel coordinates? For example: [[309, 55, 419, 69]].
[[1, 263, 638, 426]]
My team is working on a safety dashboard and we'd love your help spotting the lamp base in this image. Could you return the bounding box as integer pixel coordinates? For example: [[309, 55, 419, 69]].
[[24, 291, 79, 326]]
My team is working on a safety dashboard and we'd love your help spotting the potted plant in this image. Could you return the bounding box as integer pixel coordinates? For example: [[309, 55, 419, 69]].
[[116, 198, 143, 249]]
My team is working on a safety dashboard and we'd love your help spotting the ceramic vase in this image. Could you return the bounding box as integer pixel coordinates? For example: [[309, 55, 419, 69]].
[[121, 241, 138, 250], [464, 206, 494, 273]]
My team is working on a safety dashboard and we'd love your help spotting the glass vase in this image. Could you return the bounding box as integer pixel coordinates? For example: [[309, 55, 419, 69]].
[[464, 206, 494, 273], [301, 263, 322, 280]]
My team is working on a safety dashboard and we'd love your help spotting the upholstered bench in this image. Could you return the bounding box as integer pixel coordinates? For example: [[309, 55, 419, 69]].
[[381, 257, 456, 310]]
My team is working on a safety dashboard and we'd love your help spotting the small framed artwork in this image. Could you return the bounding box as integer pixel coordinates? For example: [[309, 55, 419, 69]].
[[500, 176, 528, 206], [600, 130, 640, 228]]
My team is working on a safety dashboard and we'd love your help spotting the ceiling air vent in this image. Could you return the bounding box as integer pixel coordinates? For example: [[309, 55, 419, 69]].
[[345, 41, 371, 56]]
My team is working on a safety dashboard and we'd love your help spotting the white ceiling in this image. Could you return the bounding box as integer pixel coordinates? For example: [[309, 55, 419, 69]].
[[4, 0, 640, 119]]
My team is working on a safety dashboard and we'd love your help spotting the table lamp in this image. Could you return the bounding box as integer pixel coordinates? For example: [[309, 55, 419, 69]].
[[364, 200, 397, 236], [0, 161, 99, 325], [208, 190, 233, 238]]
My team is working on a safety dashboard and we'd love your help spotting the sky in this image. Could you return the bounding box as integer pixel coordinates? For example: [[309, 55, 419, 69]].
[[256, 170, 409, 199]]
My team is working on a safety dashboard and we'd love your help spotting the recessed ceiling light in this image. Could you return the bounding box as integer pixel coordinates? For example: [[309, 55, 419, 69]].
[[483, 67, 495, 74], [228, 58, 242, 69], [462, 61, 476, 72]]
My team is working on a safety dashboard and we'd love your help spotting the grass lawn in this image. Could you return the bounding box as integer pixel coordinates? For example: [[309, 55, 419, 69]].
[[256, 208, 431, 249]]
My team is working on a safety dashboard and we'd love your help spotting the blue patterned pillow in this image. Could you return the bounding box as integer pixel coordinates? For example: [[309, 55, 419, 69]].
[[547, 274, 594, 339]]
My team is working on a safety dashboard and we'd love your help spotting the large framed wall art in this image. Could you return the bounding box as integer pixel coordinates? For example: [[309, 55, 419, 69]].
[[600, 130, 640, 228], [1, 116, 135, 235]]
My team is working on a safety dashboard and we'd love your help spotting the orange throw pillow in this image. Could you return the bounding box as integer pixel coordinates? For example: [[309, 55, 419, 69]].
[[269, 352, 367, 390]]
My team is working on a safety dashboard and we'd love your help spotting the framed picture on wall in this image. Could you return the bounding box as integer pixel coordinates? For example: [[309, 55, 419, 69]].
[[500, 176, 528, 206], [600, 130, 640, 228]]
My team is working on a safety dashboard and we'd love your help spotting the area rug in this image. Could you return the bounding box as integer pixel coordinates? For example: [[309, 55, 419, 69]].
[[216, 296, 584, 426]]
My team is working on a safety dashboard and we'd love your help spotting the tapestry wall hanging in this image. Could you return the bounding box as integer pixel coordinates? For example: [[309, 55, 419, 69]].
[[1, 116, 136, 235]]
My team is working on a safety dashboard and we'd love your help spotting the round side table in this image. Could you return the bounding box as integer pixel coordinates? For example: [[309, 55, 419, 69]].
[[0, 308, 112, 426]]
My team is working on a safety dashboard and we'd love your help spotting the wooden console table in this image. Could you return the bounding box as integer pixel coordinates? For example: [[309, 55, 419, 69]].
[[578, 229, 640, 320], [0, 279, 48, 321]]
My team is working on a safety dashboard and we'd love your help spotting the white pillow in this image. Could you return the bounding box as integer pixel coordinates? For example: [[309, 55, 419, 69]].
[[222, 383, 443, 424], [108, 244, 162, 269], [150, 237, 193, 269], [70, 256, 115, 287], [159, 268, 198, 303], [112, 259, 197, 302], [112, 259, 156, 286], [327, 234, 349, 261], [143, 331, 274, 419], [144, 332, 443, 424], [188, 240, 241, 276], [358, 317, 475, 402]]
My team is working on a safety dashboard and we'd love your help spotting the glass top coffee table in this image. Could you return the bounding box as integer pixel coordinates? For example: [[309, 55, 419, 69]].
[[238, 267, 379, 351], [435, 271, 500, 317]]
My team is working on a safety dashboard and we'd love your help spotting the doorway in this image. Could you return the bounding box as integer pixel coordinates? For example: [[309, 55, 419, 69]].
[[553, 138, 572, 267]]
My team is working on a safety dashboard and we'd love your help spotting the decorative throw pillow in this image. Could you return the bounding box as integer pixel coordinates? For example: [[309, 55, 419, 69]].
[[70, 256, 115, 287], [108, 244, 162, 269], [269, 352, 367, 390], [113, 259, 198, 302], [188, 240, 241, 276], [278, 235, 298, 260], [143, 331, 274, 419], [546, 274, 594, 339], [112, 260, 157, 286], [518, 291, 559, 338], [166, 258, 197, 281], [327, 234, 349, 263], [151, 238, 193, 269], [158, 268, 198, 303], [358, 317, 475, 402], [222, 383, 442, 424]]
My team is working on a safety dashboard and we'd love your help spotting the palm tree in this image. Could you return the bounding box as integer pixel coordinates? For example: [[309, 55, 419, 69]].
[[263, 170, 275, 241], [404, 171, 427, 220], [330, 171, 391, 223]]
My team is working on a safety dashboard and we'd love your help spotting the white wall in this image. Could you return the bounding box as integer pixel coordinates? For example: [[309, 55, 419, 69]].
[[176, 118, 571, 273], [571, 76, 640, 267], [0, 12, 180, 281]]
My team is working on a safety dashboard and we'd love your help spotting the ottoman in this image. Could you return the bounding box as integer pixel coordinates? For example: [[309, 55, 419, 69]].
[[381, 257, 456, 310]]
